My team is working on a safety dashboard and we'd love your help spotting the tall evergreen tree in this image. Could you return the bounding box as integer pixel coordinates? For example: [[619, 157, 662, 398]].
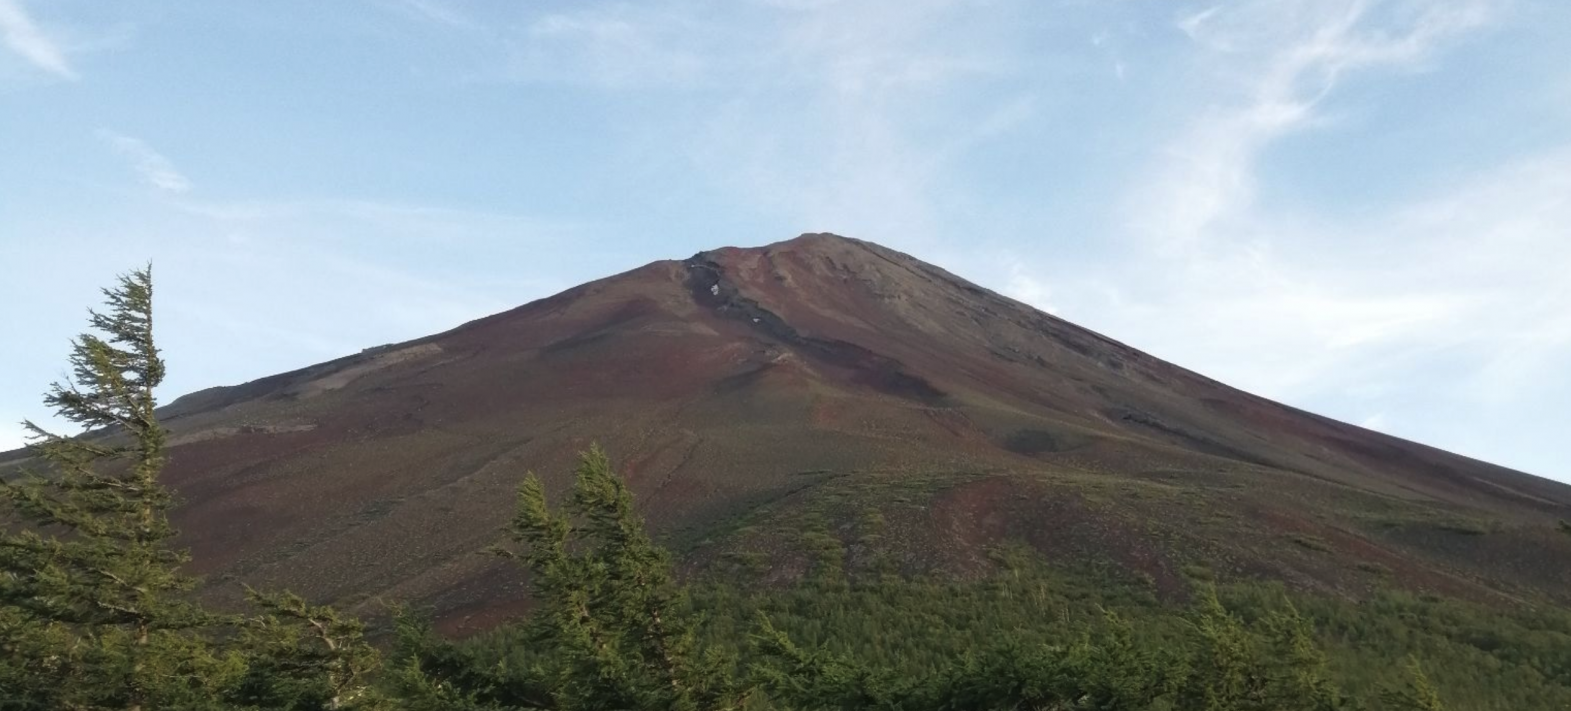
[[1255, 600, 1344, 711], [1381, 658, 1445, 711], [228, 587, 385, 710], [392, 446, 751, 711], [0, 267, 383, 711], [0, 267, 240, 710]]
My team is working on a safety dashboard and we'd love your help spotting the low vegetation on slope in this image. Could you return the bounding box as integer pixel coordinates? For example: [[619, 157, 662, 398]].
[[407, 451, 1571, 710], [5, 269, 1570, 709]]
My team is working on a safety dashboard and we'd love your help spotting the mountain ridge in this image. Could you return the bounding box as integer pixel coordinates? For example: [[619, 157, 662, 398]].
[[9, 232, 1568, 632]]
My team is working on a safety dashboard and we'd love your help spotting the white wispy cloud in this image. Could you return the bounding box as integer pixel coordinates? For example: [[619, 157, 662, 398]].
[[394, 2, 722, 88], [516, 7, 711, 88], [0, 0, 74, 79], [1378, 146, 1571, 405], [0, 189, 587, 452], [1176, 6, 1222, 42], [1135, 0, 1495, 252], [1013, 0, 1571, 475], [167, 197, 580, 249], [392, 0, 482, 31], [1004, 264, 1057, 314], [96, 130, 193, 194], [687, 0, 1036, 253], [389, 0, 1027, 241], [1125, 0, 1503, 365]]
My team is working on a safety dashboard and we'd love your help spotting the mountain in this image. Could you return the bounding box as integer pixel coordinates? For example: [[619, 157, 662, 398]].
[[33, 233, 1571, 631]]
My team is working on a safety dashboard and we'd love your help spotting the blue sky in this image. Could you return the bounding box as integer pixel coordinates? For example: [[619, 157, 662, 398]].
[[1, 0, 1568, 482]]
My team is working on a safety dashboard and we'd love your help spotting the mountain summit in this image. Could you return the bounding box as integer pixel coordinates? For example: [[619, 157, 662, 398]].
[[104, 233, 1571, 628]]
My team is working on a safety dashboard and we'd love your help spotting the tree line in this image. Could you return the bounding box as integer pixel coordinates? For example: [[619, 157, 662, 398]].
[[0, 268, 1495, 709]]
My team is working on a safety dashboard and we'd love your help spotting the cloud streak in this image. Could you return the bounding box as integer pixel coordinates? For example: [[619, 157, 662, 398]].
[[514, 7, 711, 88], [1104, 0, 1507, 384], [392, 0, 483, 31], [0, 0, 74, 79], [687, 0, 1037, 254], [96, 130, 193, 194], [1010, 0, 1571, 476], [0, 188, 587, 451], [1137, 0, 1495, 251]]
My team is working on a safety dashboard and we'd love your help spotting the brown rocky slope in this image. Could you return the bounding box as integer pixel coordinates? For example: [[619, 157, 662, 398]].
[[19, 233, 1571, 631]]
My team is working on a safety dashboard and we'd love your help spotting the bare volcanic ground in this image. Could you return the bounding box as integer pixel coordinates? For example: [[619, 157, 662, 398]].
[[15, 233, 1570, 631]]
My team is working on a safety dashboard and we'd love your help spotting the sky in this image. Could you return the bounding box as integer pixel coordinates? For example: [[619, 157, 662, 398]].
[[1, 0, 1568, 482]]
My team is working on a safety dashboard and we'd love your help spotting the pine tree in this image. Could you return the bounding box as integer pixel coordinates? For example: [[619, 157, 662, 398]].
[[1, 267, 383, 711], [752, 612, 913, 710], [1381, 658, 1445, 711], [229, 587, 385, 710], [1256, 600, 1344, 711], [383, 609, 518, 711], [507, 445, 750, 710], [0, 267, 240, 709], [394, 446, 752, 711], [1175, 584, 1254, 711]]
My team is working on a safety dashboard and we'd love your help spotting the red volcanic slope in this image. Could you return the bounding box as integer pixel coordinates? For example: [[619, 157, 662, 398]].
[[39, 233, 1571, 628]]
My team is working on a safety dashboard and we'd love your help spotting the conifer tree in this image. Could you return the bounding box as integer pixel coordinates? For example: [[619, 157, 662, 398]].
[[505, 445, 749, 710], [1171, 584, 1253, 711], [0, 266, 240, 710], [229, 587, 385, 710], [394, 446, 751, 711], [0, 267, 384, 711], [1381, 658, 1445, 711], [752, 615, 909, 710], [383, 608, 521, 711], [1256, 600, 1344, 711]]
